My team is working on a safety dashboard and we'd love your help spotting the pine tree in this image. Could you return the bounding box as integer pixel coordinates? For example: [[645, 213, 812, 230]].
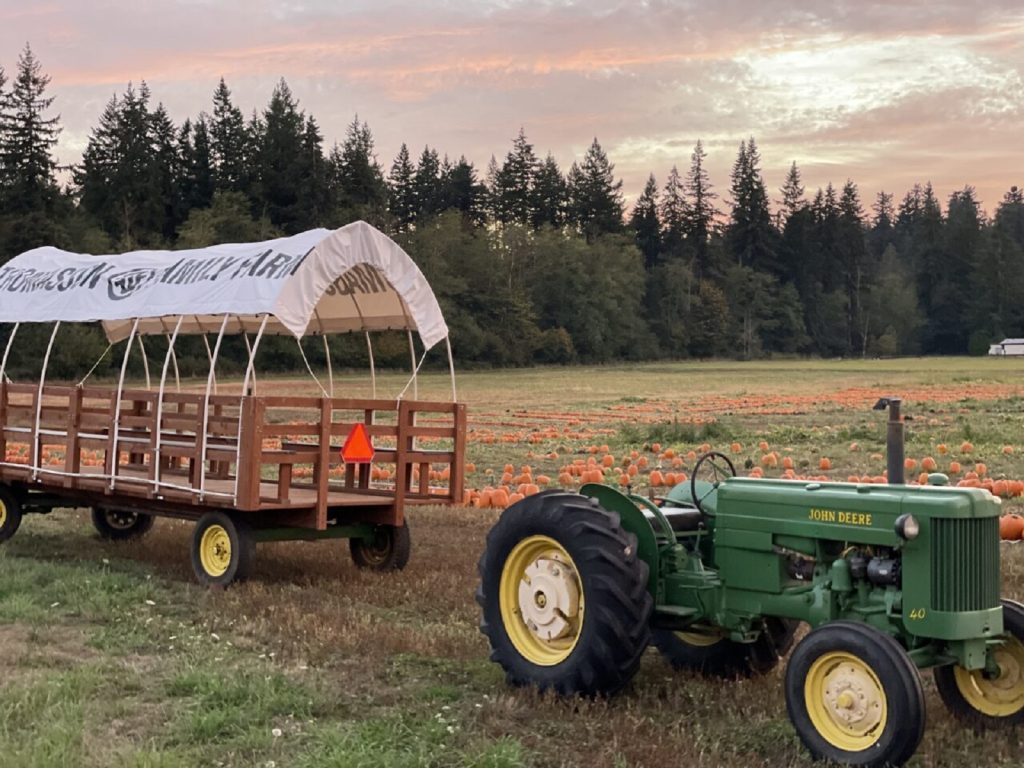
[[210, 79, 248, 192], [531, 153, 565, 229], [413, 145, 442, 220], [684, 140, 719, 277], [659, 165, 687, 260], [388, 143, 417, 231], [726, 137, 778, 273], [0, 65, 10, 201], [3, 45, 60, 213], [630, 174, 661, 268], [779, 162, 805, 221], [492, 127, 537, 226], [565, 138, 624, 238], [255, 79, 312, 233], [441, 155, 485, 223], [336, 115, 386, 210]]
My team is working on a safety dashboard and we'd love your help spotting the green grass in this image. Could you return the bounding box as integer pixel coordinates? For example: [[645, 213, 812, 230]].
[[3, 358, 1024, 766]]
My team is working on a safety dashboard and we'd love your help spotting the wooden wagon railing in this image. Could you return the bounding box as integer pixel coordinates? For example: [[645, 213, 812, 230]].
[[0, 381, 466, 530]]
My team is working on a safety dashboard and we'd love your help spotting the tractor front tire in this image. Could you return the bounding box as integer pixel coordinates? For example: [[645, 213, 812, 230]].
[[477, 490, 652, 697], [785, 621, 925, 767], [191, 512, 255, 587], [653, 616, 799, 678], [92, 508, 155, 541], [934, 599, 1024, 728], [350, 523, 411, 571], [0, 487, 23, 544]]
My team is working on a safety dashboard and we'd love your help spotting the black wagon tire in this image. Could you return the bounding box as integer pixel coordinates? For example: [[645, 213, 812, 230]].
[[191, 512, 256, 587], [476, 490, 653, 697], [350, 522, 411, 571], [934, 599, 1024, 728], [0, 486, 23, 544], [654, 616, 799, 678], [91, 508, 155, 541], [785, 621, 925, 768]]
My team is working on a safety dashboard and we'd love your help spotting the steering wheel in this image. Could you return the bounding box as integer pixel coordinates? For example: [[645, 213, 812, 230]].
[[691, 451, 737, 513]]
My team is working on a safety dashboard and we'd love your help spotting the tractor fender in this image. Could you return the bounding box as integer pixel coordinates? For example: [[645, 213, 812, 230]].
[[580, 483, 659, 599]]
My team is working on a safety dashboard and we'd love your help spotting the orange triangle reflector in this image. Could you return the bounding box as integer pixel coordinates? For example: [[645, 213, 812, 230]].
[[341, 423, 375, 464]]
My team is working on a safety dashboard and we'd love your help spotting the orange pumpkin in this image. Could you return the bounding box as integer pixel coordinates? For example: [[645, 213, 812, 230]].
[[921, 456, 937, 472], [1003, 445, 1015, 455], [1000, 514, 1024, 541], [975, 463, 988, 477], [819, 457, 832, 471], [904, 458, 918, 471], [650, 470, 665, 487], [948, 461, 962, 475], [730, 442, 743, 454], [960, 441, 974, 454], [937, 443, 948, 455]]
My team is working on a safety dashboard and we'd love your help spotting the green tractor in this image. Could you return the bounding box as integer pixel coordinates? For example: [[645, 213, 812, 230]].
[[477, 399, 1024, 767]]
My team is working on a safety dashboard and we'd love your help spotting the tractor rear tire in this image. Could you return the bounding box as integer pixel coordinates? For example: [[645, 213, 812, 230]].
[[785, 621, 925, 767], [0, 487, 23, 544], [350, 523, 411, 571], [191, 512, 256, 587], [653, 617, 798, 678], [477, 490, 652, 697], [92, 508, 155, 541], [934, 599, 1024, 728]]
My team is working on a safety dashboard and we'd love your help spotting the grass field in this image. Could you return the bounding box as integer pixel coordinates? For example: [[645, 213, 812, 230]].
[[4, 357, 1024, 767]]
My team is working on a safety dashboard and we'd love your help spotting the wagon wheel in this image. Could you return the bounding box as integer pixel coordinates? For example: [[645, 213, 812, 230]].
[[191, 512, 256, 587], [92, 508, 155, 541], [0, 487, 23, 544], [690, 452, 736, 514], [350, 522, 411, 571]]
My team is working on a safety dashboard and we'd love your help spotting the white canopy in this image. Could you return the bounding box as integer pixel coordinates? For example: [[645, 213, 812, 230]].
[[0, 221, 449, 350]]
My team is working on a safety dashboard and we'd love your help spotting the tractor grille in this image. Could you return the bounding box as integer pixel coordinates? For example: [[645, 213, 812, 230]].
[[931, 517, 1000, 612]]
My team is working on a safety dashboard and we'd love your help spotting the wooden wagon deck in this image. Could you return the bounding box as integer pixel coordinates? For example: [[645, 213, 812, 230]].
[[0, 382, 466, 530]]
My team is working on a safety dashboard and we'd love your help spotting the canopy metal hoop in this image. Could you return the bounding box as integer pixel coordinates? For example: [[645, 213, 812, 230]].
[[31, 322, 61, 480], [198, 314, 230, 502], [109, 319, 140, 490], [365, 332, 377, 398], [397, 348, 428, 402], [0, 322, 20, 383], [407, 330, 419, 400], [137, 335, 151, 389], [323, 335, 334, 398], [202, 333, 218, 395], [297, 338, 330, 398], [446, 337, 457, 402], [233, 314, 270, 502], [154, 316, 184, 491]]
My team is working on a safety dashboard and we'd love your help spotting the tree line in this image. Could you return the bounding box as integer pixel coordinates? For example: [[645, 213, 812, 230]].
[[1, 45, 1023, 379]]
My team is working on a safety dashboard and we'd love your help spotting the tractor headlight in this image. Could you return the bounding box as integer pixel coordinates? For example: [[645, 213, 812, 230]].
[[894, 514, 920, 541]]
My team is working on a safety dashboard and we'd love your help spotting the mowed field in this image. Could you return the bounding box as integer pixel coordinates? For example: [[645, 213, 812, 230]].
[[4, 357, 1024, 767]]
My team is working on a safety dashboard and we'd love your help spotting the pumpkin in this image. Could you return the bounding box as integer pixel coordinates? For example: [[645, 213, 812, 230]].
[[730, 442, 743, 454], [948, 461, 962, 475], [921, 456, 937, 472], [782, 456, 794, 470], [758, 440, 770, 452], [663, 448, 677, 459], [904, 458, 918, 471], [601, 454, 615, 468], [849, 442, 860, 452], [918, 472, 929, 485], [993, 480, 1009, 497], [650, 470, 665, 487], [1000, 514, 1024, 541], [819, 457, 832, 471], [558, 472, 574, 486], [651, 442, 662, 454], [1003, 445, 1015, 455], [960, 441, 974, 454], [937, 443, 948, 455], [975, 462, 988, 477], [508, 492, 525, 505], [491, 489, 510, 509]]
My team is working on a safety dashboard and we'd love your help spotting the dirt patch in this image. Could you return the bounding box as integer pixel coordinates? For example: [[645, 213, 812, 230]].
[[0, 621, 97, 678]]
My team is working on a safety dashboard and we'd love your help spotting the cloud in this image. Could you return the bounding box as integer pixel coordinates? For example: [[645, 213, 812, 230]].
[[0, 0, 1020, 211]]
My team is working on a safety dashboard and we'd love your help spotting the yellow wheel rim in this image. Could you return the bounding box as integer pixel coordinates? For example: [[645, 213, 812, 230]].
[[675, 627, 724, 647], [805, 651, 887, 752], [953, 636, 1024, 717], [199, 525, 232, 578], [0, 498, 7, 529], [499, 535, 584, 666]]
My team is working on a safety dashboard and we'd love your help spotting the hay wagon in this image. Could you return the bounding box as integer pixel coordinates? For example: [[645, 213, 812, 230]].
[[0, 221, 466, 585]]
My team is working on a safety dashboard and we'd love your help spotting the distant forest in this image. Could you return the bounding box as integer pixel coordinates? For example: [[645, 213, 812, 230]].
[[1, 45, 1023, 379]]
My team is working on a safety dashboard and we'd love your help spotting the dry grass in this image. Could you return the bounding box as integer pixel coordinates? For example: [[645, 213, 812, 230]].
[[4, 357, 1024, 766]]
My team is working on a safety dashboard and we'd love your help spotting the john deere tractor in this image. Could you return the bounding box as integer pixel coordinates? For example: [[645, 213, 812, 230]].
[[477, 399, 1024, 767]]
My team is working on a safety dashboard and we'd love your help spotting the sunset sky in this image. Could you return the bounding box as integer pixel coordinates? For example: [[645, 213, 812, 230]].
[[2, 0, 1022, 215]]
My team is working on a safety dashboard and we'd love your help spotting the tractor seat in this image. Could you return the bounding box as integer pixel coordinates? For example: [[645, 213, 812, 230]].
[[644, 504, 704, 533]]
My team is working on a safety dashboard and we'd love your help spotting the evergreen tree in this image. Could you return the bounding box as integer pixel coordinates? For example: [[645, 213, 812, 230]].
[[659, 165, 688, 260], [726, 138, 778, 273], [531, 153, 565, 229], [255, 79, 315, 233], [335, 115, 386, 210], [413, 145, 443, 220], [684, 140, 719, 277], [630, 173, 661, 268], [441, 155, 485, 223], [566, 137, 624, 238], [210, 78, 248, 192], [388, 143, 417, 231], [2, 45, 60, 213], [492, 127, 537, 226], [779, 162, 805, 221]]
